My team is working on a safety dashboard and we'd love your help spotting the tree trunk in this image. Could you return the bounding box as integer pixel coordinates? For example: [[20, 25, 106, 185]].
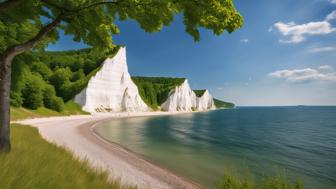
[[0, 14, 62, 153], [0, 54, 13, 153]]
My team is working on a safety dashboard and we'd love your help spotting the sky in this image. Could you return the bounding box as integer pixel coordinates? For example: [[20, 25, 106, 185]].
[[47, 0, 336, 106]]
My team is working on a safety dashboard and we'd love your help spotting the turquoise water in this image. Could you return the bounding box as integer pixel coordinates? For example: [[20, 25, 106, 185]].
[[95, 107, 336, 189]]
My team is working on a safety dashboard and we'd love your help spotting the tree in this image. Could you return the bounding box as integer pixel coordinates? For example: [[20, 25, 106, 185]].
[[0, 0, 243, 152]]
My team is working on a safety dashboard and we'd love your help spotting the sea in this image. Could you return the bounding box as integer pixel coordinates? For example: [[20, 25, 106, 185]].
[[95, 106, 336, 189]]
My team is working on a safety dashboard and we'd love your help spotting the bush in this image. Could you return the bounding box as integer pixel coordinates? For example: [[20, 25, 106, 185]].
[[48, 97, 64, 112], [49, 67, 72, 94], [10, 92, 23, 107], [70, 59, 84, 72], [42, 85, 64, 112], [22, 76, 44, 109], [31, 61, 52, 81], [72, 69, 85, 81]]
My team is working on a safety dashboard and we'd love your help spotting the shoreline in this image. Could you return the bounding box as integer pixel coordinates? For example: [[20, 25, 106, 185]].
[[16, 111, 207, 189]]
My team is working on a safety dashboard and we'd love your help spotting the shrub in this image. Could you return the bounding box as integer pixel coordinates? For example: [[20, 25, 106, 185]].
[[72, 69, 85, 81], [10, 92, 23, 107], [42, 85, 64, 112], [31, 61, 52, 81], [48, 97, 64, 112], [70, 58, 84, 72], [22, 75, 44, 109], [49, 67, 72, 94]]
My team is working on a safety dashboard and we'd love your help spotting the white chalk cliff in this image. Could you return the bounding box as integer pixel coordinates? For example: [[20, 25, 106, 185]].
[[74, 47, 148, 113], [196, 90, 216, 111], [161, 80, 216, 112], [161, 80, 197, 111]]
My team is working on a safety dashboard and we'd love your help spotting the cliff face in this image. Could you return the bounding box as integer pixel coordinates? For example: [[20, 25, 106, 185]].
[[161, 80, 197, 111], [161, 81, 216, 112], [196, 90, 216, 111], [74, 47, 148, 113]]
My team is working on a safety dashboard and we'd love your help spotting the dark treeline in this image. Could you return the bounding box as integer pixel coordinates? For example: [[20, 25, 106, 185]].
[[10, 47, 119, 112], [194, 90, 206, 97]]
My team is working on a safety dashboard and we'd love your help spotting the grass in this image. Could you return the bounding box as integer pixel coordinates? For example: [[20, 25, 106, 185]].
[[10, 101, 89, 121], [0, 124, 134, 189], [216, 174, 304, 189]]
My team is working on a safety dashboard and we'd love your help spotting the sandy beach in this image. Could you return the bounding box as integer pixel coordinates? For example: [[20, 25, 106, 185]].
[[16, 112, 204, 189]]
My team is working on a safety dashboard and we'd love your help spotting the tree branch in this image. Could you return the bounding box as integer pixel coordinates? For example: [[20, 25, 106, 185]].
[[2, 13, 64, 62], [0, 0, 22, 11]]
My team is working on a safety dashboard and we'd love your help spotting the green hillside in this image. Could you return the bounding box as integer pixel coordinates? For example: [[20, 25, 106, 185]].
[[214, 98, 235, 108], [131, 77, 186, 110], [10, 47, 119, 112]]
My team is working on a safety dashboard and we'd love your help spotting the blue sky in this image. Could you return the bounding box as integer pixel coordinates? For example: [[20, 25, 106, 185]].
[[48, 0, 336, 106]]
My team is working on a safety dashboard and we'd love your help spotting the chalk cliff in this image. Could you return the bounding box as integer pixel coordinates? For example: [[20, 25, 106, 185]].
[[196, 90, 216, 111], [161, 81, 217, 112], [74, 47, 148, 113]]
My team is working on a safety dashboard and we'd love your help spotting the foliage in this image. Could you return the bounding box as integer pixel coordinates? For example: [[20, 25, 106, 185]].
[[31, 61, 52, 81], [214, 98, 235, 108], [132, 77, 186, 110], [0, 124, 135, 189], [21, 75, 44, 110], [43, 85, 64, 112], [216, 174, 304, 189], [194, 89, 206, 97], [0, 0, 242, 56]]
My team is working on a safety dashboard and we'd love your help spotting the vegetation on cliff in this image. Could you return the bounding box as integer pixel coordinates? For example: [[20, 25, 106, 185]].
[[214, 99, 235, 108], [194, 89, 207, 97]]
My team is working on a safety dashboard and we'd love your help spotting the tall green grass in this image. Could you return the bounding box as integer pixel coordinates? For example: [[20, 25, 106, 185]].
[[216, 173, 304, 189], [0, 124, 134, 189]]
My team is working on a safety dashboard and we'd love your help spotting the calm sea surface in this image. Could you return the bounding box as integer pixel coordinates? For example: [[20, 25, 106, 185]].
[[95, 107, 336, 189]]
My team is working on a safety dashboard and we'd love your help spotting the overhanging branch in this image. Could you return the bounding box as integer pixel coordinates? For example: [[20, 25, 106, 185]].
[[0, 0, 22, 11]]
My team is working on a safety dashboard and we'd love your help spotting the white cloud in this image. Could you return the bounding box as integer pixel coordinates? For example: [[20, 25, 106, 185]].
[[330, 0, 336, 4], [268, 66, 336, 82], [274, 21, 335, 43], [272, 10, 336, 43], [319, 65, 333, 71], [240, 39, 249, 43], [326, 10, 336, 21], [308, 46, 336, 53]]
